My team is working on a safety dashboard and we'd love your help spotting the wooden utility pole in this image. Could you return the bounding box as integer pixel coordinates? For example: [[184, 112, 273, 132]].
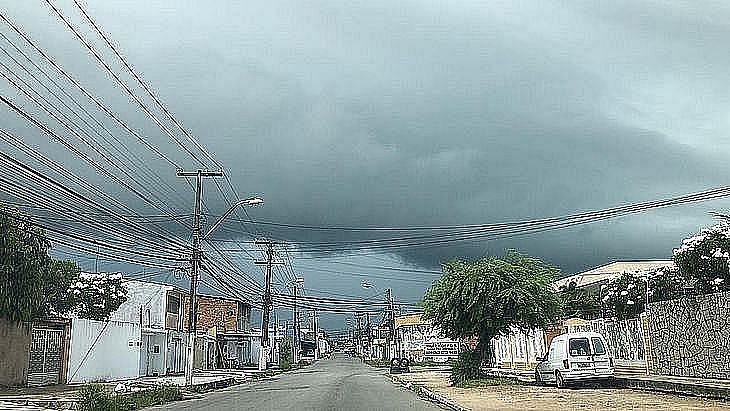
[[177, 169, 222, 386]]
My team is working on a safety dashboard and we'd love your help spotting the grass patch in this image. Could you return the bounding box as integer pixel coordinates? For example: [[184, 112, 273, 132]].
[[454, 377, 522, 388], [410, 360, 454, 367], [365, 359, 391, 368], [77, 383, 182, 411]]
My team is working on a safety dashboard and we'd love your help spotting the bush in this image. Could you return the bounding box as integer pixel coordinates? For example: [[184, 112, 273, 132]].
[[449, 349, 482, 386], [77, 383, 182, 411], [454, 377, 520, 388], [77, 383, 115, 411], [365, 359, 390, 368]]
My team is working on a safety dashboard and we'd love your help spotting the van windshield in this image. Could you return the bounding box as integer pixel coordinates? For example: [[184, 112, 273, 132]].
[[568, 338, 590, 356], [591, 337, 606, 355]]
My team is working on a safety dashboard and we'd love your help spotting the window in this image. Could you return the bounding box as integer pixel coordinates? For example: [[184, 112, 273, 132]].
[[548, 346, 556, 361], [568, 338, 590, 356], [166, 294, 180, 314], [153, 345, 160, 354], [591, 337, 606, 355]]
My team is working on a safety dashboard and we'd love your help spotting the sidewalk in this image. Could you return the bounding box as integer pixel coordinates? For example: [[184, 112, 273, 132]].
[[392, 369, 730, 410], [0, 371, 240, 409], [482, 366, 730, 400]]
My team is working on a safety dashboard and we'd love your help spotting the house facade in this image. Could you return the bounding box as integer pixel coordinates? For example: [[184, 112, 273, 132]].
[[182, 293, 254, 369], [66, 279, 189, 383]]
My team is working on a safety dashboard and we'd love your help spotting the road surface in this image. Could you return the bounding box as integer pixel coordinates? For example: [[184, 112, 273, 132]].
[[152, 354, 442, 411]]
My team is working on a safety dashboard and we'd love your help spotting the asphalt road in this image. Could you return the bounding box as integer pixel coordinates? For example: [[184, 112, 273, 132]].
[[152, 354, 443, 411]]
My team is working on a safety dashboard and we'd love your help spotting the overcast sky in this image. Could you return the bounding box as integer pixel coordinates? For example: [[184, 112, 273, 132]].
[[3, 1, 730, 329]]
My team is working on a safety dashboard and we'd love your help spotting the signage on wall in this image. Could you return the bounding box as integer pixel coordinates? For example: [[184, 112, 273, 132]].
[[424, 340, 459, 358]]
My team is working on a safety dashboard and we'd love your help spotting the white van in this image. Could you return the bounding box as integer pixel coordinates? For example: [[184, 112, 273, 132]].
[[534, 332, 614, 388]]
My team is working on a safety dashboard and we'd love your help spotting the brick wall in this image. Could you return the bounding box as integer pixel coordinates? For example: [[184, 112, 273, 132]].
[[182, 295, 239, 332]]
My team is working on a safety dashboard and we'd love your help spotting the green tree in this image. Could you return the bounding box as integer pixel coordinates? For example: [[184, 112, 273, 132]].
[[559, 281, 601, 319], [600, 267, 684, 319], [422, 250, 562, 381], [0, 204, 127, 322], [0, 205, 53, 322], [601, 272, 646, 319], [279, 337, 293, 370], [673, 220, 730, 295]]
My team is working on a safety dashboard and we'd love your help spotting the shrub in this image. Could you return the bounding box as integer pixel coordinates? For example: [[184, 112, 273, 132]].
[[454, 377, 520, 388], [365, 359, 390, 368], [449, 349, 482, 386], [77, 383, 115, 411], [77, 383, 182, 411]]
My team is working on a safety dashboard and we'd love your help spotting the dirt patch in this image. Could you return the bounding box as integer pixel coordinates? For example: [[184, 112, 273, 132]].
[[397, 371, 730, 411]]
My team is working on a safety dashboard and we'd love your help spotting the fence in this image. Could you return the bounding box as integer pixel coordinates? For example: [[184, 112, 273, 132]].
[[492, 291, 730, 379], [646, 290, 730, 379], [569, 317, 646, 366]]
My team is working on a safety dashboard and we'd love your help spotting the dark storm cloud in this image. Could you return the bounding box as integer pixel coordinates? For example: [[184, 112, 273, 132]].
[[4, 0, 730, 281]]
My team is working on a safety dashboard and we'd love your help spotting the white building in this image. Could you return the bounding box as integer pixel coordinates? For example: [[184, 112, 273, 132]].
[[67, 279, 188, 383]]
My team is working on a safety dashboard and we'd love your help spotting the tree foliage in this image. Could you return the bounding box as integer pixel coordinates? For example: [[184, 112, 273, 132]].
[[63, 272, 128, 321], [0, 204, 127, 322], [559, 282, 601, 319], [1, 206, 53, 322], [673, 220, 730, 295], [422, 250, 563, 366]]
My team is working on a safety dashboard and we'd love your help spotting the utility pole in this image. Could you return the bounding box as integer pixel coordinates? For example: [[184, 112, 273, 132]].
[[255, 241, 284, 370], [293, 286, 299, 364], [273, 312, 279, 366], [365, 312, 371, 361], [386, 288, 395, 360], [177, 169, 222, 387], [313, 309, 319, 361], [356, 313, 362, 358]]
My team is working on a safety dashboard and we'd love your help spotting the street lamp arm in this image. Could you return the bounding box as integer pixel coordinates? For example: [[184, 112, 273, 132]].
[[202, 197, 263, 240]]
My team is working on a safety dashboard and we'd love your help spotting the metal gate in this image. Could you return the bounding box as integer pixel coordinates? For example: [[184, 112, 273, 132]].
[[27, 328, 63, 386]]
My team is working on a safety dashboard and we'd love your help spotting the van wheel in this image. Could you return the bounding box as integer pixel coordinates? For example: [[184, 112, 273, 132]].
[[555, 371, 566, 389]]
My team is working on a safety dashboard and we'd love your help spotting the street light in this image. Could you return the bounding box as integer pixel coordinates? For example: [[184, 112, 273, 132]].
[[202, 197, 264, 240], [184, 196, 263, 386]]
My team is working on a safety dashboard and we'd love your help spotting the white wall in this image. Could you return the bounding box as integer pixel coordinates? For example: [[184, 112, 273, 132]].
[[140, 332, 167, 376], [491, 327, 546, 367], [68, 318, 141, 383], [114, 280, 171, 328]]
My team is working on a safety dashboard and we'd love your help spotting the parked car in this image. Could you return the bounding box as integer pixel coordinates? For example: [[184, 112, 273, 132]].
[[534, 332, 614, 388]]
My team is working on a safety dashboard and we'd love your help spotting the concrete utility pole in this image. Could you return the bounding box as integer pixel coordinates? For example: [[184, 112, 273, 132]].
[[356, 313, 362, 357], [365, 312, 371, 360], [313, 309, 319, 360], [255, 241, 284, 370], [293, 285, 299, 364], [177, 169, 222, 387], [386, 288, 395, 359]]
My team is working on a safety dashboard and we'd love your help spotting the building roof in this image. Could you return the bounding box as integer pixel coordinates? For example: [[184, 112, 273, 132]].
[[554, 260, 674, 290]]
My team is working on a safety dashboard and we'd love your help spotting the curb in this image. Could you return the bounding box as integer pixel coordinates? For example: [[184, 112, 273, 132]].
[[388, 374, 470, 411], [615, 377, 730, 401]]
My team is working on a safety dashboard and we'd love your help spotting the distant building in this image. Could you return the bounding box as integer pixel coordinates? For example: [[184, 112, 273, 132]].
[[395, 314, 460, 363], [553, 260, 674, 294]]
